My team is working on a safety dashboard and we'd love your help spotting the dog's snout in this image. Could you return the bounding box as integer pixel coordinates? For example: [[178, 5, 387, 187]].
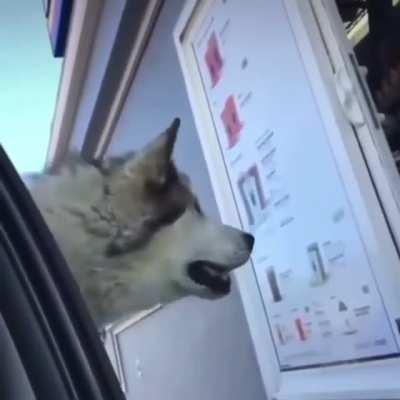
[[243, 233, 255, 251]]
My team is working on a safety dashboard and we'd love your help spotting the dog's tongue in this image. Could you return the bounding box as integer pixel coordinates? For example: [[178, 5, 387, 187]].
[[188, 261, 231, 294]]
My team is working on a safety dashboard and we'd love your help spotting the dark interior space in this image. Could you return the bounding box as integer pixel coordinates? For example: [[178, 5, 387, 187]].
[[337, 0, 400, 165]]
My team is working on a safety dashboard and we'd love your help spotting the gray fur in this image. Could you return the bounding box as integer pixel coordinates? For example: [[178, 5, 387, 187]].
[[28, 119, 253, 327]]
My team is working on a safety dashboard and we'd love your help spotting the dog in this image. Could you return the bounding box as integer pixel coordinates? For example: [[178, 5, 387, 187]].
[[28, 118, 254, 327]]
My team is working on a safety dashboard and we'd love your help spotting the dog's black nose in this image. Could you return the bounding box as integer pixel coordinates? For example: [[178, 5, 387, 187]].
[[243, 233, 255, 251]]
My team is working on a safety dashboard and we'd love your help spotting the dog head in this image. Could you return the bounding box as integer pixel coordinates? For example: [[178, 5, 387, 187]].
[[29, 119, 254, 325], [97, 118, 254, 300]]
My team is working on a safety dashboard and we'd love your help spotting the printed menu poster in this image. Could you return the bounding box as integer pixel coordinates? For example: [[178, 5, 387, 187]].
[[191, 0, 400, 370]]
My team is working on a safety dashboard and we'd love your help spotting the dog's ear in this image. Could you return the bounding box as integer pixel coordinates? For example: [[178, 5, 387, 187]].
[[124, 118, 180, 185], [147, 117, 180, 165]]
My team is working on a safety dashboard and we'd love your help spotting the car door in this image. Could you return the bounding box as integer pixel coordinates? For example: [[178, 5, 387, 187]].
[[0, 145, 125, 400]]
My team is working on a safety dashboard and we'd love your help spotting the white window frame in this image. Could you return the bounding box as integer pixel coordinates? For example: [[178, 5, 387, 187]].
[[174, 1, 400, 399], [46, 0, 104, 168]]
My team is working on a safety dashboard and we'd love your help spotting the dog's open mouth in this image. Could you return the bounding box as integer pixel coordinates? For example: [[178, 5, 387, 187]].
[[187, 261, 231, 295]]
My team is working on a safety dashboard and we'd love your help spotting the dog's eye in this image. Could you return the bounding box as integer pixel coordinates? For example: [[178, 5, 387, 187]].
[[146, 179, 169, 195]]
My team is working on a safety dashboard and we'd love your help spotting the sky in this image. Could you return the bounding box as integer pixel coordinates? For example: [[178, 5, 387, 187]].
[[0, 1, 62, 174]]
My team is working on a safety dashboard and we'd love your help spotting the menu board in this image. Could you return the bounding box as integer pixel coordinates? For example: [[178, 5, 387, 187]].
[[191, 0, 400, 370]]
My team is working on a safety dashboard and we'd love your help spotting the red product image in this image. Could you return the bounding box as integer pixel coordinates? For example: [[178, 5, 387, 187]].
[[220, 95, 244, 148], [295, 318, 307, 341], [205, 32, 224, 87]]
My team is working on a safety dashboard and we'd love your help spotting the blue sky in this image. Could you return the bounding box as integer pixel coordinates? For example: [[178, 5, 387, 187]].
[[0, 1, 62, 174]]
